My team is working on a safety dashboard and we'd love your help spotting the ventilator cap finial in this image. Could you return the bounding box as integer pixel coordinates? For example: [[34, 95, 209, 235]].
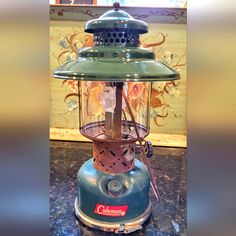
[[113, 2, 120, 11]]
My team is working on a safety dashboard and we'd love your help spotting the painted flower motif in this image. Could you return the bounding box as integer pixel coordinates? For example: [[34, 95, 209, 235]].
[[66, 99, 78, 111], [59, 38, 69, 49], [150, 88, 162, 108], [70, 52, 77, 60], [162, 51, 176, 65], [83, 82, 105, 116], [151, 97, 163, 108], [74, 41, 83, 50], [62, 80, 78, 93], [127, 83, 147, 112], [128, 83, 145, 97]]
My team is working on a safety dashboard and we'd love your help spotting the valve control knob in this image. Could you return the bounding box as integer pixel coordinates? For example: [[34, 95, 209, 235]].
[[144, 141, 153, 158], [107, 179, 123, 197]]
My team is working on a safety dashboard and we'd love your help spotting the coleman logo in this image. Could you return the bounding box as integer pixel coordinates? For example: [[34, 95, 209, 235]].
[[94, 204, 128, 217]]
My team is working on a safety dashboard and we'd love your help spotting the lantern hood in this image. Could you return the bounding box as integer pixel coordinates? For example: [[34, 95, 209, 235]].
[[53, 3, 180, 82], [84, 9, 148, 34]]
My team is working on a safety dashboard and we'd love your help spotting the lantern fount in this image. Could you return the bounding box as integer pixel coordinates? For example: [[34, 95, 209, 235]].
[[54, 3, 180, 234]]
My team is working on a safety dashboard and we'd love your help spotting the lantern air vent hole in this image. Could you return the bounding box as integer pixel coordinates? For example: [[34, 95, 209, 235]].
[[93, 30, 140, 47], [122, 162, 127, 167], [110, 151, 116, 156], [123, 149, 128, 155], [99, 161, 104, 167]]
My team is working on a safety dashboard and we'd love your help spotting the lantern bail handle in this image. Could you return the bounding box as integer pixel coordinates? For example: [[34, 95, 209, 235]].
[[113, 2, 120, 11], [121, 90, 160, 202]]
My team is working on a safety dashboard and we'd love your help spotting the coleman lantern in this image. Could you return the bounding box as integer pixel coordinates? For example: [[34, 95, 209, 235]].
[[53, 2, 180, 234]]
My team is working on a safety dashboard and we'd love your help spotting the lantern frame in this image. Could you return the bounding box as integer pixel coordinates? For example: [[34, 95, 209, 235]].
[[53, 2, 180, 234]]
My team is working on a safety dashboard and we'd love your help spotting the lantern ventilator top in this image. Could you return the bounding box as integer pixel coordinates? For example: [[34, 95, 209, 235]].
[[53, 3, 180, 82]]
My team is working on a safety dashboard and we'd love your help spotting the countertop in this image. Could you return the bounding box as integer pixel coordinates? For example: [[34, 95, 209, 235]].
[[50, 141, 186, 236]]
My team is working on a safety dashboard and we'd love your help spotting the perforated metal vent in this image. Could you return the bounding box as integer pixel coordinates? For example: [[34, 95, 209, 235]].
[[93, 30, 140, 47]]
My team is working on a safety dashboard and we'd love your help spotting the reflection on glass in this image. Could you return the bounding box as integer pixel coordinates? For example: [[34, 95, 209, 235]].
[[79, 81, 151, 141]]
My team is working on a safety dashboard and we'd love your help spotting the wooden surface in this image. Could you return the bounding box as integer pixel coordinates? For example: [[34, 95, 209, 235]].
[[50, 128, 187, 147]]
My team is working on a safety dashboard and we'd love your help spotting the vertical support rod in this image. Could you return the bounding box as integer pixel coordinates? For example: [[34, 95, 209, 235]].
[[77, 81, 82, 129], [122, 90, 160, 202], [105, 112, 114, 138], [104, 83, 114, 138], [114, 82, 123, 139]]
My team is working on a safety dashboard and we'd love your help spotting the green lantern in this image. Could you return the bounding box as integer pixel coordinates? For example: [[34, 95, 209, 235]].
[[54, 2, 180, 234]]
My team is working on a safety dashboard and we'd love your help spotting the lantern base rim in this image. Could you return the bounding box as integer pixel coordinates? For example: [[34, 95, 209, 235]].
[[74, 197, 151, 234]]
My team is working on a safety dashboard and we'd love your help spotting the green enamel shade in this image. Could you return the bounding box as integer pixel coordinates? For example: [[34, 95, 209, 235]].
[[53, 5, 180, 82], [54, 47, 180, 81]]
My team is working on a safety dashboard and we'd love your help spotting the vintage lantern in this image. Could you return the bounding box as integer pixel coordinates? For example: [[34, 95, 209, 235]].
[[54, 2, 180, 234]]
